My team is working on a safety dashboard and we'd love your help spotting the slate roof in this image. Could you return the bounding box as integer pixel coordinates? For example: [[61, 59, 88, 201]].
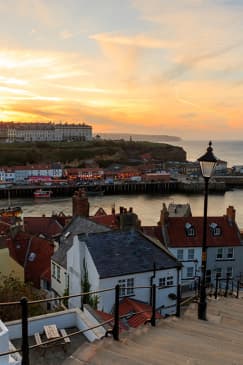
[[79, 230, 180, 279], [52, 216, 110, 267], [166, 216, 242, 247]]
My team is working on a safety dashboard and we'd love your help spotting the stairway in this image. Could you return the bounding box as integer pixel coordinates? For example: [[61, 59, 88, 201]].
[[62, 297, 243, 365]]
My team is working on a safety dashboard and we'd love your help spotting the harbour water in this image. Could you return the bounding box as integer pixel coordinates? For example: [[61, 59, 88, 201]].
[[1, 140, 243, 226], [161, 140, 243, 167], [2, 189, 243, 228]]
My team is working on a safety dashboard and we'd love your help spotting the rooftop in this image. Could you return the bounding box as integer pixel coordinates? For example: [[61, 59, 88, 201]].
[[79, 230, 179, 278]]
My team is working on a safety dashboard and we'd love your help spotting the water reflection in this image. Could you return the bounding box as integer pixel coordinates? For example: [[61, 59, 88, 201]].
[[1, 190, 243, 227]]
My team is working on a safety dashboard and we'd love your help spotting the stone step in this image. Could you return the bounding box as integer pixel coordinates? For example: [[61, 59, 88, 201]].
[[62, 297, 243, 365]]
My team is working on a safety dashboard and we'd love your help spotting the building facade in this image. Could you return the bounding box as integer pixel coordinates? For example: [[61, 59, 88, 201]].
[[0, 122, 92, 142]]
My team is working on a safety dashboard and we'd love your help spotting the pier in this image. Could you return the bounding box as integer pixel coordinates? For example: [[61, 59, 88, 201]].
[[0, 178, 230, 199]]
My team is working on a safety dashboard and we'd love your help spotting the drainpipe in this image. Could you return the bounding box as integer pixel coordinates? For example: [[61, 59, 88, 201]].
[[150, 262, 156, 306]]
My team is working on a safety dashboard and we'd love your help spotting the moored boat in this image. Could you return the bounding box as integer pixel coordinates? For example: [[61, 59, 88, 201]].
[[33, 189, 52, 199], [0, 206, 22, 218]]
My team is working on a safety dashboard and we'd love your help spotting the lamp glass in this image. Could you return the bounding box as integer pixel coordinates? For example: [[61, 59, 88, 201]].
[[199, 160, 217, 178]]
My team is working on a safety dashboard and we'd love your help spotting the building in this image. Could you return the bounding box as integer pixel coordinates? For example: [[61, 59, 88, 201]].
[[158, 204, 243, 291], [51, 215, 110, 299], [8, 232, 55, 289], [0, 122, 92, 142], [64, 230, 180, 316], [14, 163, 63, 183]]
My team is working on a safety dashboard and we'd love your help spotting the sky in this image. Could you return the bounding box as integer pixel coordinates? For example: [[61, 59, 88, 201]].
[[1, 0, 243, 139]]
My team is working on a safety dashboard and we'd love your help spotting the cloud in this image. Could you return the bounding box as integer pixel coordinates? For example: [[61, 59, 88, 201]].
[[90, 32, 178, 49], [60, 30, 74, 40]]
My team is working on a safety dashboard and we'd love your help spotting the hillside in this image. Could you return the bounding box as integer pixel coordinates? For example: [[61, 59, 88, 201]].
[[0, 140, 186, 167], [100, 133, 181, 142]]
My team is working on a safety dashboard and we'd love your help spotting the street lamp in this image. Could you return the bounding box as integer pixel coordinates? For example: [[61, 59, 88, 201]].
[[197, 141, 218, 320]]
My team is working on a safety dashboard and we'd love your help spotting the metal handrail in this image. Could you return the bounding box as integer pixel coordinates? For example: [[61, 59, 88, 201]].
[[0, 282, 180, 363]]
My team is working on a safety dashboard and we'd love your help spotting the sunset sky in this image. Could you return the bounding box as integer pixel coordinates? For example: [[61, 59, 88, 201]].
[[1, 0, 243, 139]]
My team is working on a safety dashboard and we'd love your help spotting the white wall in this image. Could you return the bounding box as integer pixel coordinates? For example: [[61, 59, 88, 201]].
[[67, 236, 84, 308], [0, 321, 9, 365], [6, 308, 98, 343], [98, 268, 178, 315], [169, 247, 201, 281], [51, 262, 67, 297], [67, 237, 100, 309]]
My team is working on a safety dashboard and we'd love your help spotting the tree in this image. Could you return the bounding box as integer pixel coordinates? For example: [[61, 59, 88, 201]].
[[81, 259, 99, 309], [0, 273, 46, 321]]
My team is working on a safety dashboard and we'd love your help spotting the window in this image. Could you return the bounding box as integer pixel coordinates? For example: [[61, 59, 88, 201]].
[[216, 247, 234, 260], [227, 248, 234, 259], [188, 249, 195, 260], [167, 276, 174, 286], [127, 278, 134, 295], [210, 223, 221, 236], [177, 249, 183, 260], [118, 278, 134, 296], [186, 267, 194, 278], [185, 223, 195, 237], [56, 266, 61, 282], [159, 277, 166, 288], [216, 248, 223, 259], [52, 262, 56, 278], [226, 267, 233, 278], [215, 268, 222, 279], [159, 275, 174, 288]]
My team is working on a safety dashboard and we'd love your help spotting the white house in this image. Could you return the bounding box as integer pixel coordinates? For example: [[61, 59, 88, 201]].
[[51, 216, 110, 298], [65, 230, 181, 316]]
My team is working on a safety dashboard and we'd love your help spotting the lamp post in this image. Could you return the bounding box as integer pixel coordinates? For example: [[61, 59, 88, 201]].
[[197, 141, 217, 320]]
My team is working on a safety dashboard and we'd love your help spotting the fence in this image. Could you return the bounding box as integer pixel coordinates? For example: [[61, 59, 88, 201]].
[[0, 283, 181, 365], [213, 275, 240, 299]]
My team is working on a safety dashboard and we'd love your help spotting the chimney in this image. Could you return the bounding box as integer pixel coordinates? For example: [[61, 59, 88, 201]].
[[159, 203, 169, 226], [119, 209, 139, 231], [226, 205, 235, 223], [72, 189, 89, 217]]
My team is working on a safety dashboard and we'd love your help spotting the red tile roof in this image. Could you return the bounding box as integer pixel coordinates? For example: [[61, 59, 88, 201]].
[[7, 232, 54, 288], [119, 298, 163, 328], [141, 226, 164, 244], [24, 217, 63, 238], [93, 207, 107, 216], [166, 216, 241, 247], [95, 310, 127, 332], [90, 214, 119, 228]]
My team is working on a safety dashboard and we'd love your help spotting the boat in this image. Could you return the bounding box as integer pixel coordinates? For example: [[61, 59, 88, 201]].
[[0, 191, 23, 218], [33, 189, 52, 199], [0, 206, 22, 218]]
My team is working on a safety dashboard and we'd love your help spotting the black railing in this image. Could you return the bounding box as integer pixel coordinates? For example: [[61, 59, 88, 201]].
[[214, 275, 241, 299], [0, 283, 180, 365]]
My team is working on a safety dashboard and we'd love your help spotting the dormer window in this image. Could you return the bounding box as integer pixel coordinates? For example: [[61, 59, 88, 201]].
[[185, 222, 195, 237], [210, 222, 221, 236]]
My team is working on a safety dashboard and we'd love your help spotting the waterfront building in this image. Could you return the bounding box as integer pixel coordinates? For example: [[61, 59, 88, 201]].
[[14, 163, 63, 183], [0, 121, 92, 142]]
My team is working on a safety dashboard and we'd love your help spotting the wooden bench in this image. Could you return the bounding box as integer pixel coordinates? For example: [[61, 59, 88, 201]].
[[60, 328, 71, 352], [60, 328, 71, 343], [34, 333, 42, 346]]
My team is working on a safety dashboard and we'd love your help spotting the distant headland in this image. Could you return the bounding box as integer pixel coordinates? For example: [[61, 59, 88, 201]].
[[99, 133, 181, 143]]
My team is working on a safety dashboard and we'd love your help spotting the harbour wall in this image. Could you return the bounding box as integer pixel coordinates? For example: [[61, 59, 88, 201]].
[[0, 180, 228, 199]]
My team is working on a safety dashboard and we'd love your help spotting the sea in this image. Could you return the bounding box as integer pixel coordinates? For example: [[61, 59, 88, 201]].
[[1, 140, 243, 228]]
